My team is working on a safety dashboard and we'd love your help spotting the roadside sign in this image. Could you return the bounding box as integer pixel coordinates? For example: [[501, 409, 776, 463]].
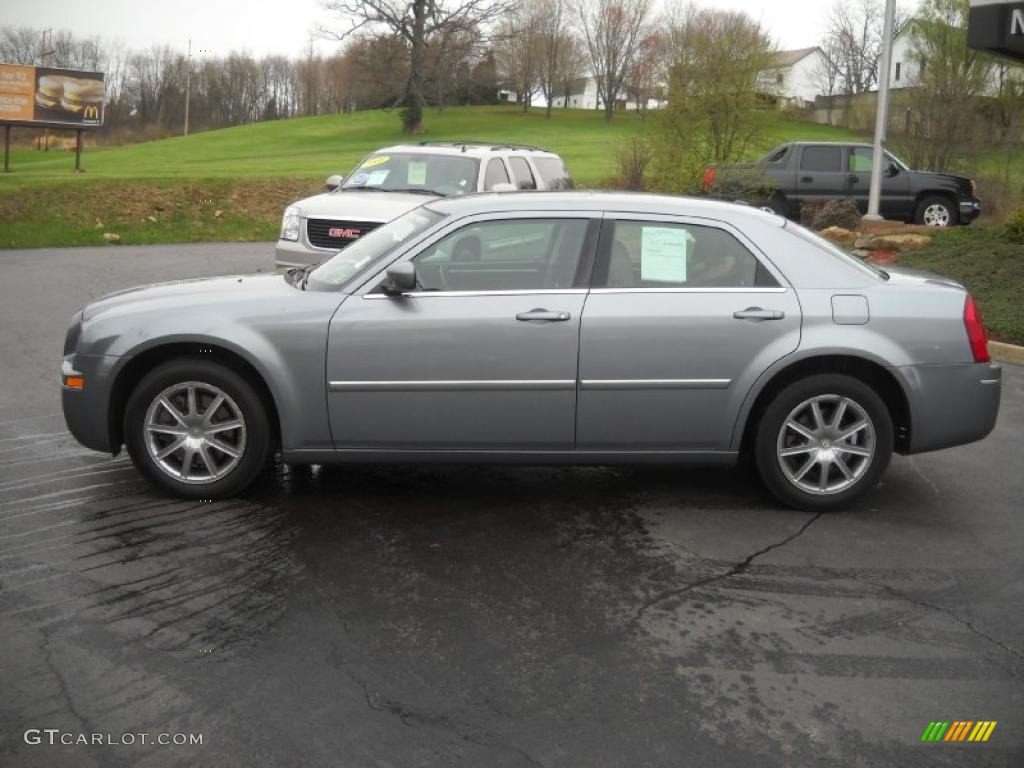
[[968, 0, 1024, 62]]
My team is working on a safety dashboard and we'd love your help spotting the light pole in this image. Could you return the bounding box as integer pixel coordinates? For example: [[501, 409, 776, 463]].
[[184, 39, 191, 136], [865, 0, 897, 220]]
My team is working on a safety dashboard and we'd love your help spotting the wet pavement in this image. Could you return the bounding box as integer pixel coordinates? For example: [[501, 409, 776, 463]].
[[1, 243, 1022, 767]]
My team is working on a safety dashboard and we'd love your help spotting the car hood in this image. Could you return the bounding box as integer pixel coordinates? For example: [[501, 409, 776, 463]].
[[910, 170, 973, 193], [292, 189, 431, 220], [83, 274, 295, 321]]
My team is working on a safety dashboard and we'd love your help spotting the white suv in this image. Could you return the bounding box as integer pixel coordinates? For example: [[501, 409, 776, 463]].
[[276, 141, 574, 269]]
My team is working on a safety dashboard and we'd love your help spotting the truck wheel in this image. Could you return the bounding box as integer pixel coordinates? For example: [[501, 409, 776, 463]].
[[754, 374, 893, 511], [915, 196, 957, 227], [124, 359, 272, 498]]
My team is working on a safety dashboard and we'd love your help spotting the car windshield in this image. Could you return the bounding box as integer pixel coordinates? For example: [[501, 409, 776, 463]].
[[342, 152, 480, 197], [784, 221, 888, 280], [307, 208, 445, 290]]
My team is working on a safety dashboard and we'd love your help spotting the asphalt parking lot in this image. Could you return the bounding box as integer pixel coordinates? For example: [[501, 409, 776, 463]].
[[1, 243, 1022, 767]]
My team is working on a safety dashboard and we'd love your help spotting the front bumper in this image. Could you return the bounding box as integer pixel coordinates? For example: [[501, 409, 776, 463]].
[[900, 361, 1001, 454], [61, 353, 122, 453], [959, 197, 982, 224]]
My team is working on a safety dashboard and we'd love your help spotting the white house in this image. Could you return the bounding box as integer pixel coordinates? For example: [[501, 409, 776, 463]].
[[761, 47, 831, 107]]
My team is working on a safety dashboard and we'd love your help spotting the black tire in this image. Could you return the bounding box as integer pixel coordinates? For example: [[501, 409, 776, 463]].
[[124, 359, 272, 498], [754, 374, 893, 512], [914, 195, 958, 227]]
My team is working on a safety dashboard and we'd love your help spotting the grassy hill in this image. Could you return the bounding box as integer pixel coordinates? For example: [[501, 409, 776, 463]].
[[0, 105, 861, 248]]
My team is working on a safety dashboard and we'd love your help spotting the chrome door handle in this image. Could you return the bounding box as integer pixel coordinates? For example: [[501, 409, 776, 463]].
[[733, 307, 784, 322], [516, 308, 571, 322]]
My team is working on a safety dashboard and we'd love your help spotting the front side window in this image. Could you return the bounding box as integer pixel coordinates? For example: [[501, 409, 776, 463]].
[[308, 208, 444, 288], [508, 156, 538, 190], [343, 153, 479, 197], [532, 157, 574, 190], [409, 218, 590, 292], [849, 147, 874, 173], [598, 221, 777, 289], [484, 158, 511, 190], [800, 146, 842, 172]]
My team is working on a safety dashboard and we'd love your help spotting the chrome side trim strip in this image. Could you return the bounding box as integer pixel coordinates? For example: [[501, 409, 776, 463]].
[[329, 379, 577, 392], [579, 379, 731, 390], [589, 287, 788, 294], [363, 289, 588, 299]]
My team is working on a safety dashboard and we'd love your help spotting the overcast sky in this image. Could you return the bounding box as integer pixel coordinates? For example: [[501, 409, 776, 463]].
[[13, 0, 845, 58]]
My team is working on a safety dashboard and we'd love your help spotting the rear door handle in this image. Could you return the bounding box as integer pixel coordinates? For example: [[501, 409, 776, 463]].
[[516, 308, 571, 322], [733, 307, 784, 322], [801, 176, 814, 183]]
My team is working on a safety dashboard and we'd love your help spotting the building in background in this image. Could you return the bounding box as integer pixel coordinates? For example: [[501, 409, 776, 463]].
[[759, 47, 831, 108]]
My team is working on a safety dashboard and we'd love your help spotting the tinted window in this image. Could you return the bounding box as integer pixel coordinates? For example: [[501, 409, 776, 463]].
[[508, 156, 537, 190], [411, 218, 589, 292], [484, 158, 511, 190], [309, 208, 444, 288], [800, 146, 842, 172], [599, 221, 776, 289], [532, 157, 574, 190], [343, 152, 479, 196]]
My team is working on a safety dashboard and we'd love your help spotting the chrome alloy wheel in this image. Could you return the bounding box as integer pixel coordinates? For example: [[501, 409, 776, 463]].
[[922, 203, 951, 227], [776, 394, 875, 496], [143, 381, 247, 484]]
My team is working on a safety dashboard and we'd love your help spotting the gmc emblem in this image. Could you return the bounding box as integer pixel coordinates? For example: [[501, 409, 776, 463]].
[[328, 227, 361, 239]]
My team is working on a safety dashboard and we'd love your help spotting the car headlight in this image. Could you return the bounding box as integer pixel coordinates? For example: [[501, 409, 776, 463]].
[[280, 206, 301, 241]]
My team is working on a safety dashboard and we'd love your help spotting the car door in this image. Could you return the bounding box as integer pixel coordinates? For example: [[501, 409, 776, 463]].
[[577, 215, 801, 452], [326, 213, 599, 451], [846, 146, 913, 219], [794, 145, 847, 206]]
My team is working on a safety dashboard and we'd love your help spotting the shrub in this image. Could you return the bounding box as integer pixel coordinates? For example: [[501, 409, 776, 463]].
[[616, 137, 651, 191], [800, 198, 862, 231], [1002, 205, 1024, 243]]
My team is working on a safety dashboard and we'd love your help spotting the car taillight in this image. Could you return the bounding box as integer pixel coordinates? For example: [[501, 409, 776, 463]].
[[963, 295, 989, 363], [702, 167, 716, 191]]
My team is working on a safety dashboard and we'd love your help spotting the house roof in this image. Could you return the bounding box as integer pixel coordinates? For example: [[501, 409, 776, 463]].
[[768, 47, 821, 69]]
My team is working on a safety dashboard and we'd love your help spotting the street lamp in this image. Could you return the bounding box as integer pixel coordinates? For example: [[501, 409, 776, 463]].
[[865, 0, 897, 221]]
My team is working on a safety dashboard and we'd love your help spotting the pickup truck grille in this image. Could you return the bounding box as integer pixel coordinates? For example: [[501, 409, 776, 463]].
[[306, 219, 381, 250]]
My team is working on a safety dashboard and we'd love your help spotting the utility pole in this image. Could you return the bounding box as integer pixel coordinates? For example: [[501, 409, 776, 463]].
[[184, 38, 191, 136], [865, 0, 897, 221]]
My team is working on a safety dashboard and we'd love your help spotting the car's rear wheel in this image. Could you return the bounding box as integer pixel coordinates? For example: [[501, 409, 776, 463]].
[[754, 374, 893, 511], [915, 195, 958, 227], [124, 359, 271, 498]]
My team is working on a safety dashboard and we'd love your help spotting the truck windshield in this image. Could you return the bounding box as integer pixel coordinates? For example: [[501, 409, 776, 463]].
[[342, 153, 480, 197], [307, 208, 445, 290]]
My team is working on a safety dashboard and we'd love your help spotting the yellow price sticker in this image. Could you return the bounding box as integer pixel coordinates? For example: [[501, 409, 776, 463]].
[[361, 155, 389, 169]]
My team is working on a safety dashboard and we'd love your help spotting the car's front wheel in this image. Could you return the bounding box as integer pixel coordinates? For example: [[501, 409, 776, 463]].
[[754, 374, 893, 511], [124, 359, 271, 498]]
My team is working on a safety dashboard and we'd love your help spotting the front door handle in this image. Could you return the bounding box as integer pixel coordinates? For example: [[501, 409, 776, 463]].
[[516, 308, 571, 322], [733, 307, 784, 322], [801, 176, 814, 183]]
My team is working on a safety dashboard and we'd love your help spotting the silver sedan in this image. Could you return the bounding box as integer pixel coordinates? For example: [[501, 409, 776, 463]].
[[61, 192, 1001, 510]]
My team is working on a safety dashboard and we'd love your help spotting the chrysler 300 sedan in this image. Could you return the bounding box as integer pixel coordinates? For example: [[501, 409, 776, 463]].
[[61, 192, 1001, 510]]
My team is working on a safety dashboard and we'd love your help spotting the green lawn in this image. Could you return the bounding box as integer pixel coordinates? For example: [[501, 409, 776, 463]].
[[895, 227, 1024, 345], [0, 105, 860, 248]]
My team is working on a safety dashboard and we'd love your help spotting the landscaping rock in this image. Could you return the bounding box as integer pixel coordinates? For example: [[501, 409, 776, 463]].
[[819, 226, 857, 246], [102, 232, 120, 243], [855, 233, 932, 252]]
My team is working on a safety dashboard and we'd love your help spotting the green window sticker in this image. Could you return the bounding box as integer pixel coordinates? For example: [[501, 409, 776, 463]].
[[408, 160, 427, 186], [640, 226, 693, 283]]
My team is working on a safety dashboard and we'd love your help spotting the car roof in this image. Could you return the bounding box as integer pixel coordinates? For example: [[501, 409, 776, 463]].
[[425, 190, 787, 226], [787, 141, 874, 149], [373, 142, 561, 158]]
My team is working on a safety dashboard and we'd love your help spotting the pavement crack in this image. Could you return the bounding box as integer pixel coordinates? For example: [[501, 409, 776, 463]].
[[633, 512, 823, 626]]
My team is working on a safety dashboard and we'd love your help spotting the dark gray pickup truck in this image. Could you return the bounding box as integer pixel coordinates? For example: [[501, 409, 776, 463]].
[[703, 141, 982, 227]]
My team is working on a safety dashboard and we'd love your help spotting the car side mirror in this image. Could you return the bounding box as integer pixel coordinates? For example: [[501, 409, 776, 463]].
[[380, 262, 417, 295], [490, 182, 517, 193], [886, 162, 899, 177], [326, 174, 343, 191]]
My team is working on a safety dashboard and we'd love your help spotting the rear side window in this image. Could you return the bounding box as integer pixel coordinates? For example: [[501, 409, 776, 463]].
[[800, 146, 842, 172], [532, 157, 574, 190], [484, 159, 511, 190], [508, 156, 538, 190], [597, 221, 778, 289]]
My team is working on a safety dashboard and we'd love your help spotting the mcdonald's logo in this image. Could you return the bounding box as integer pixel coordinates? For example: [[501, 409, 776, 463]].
[[920, 721, 997, 742], [83, 105, 100, 120]]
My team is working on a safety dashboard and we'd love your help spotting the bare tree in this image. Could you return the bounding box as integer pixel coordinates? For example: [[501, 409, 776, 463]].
[[322, 0, 507, 132], [536, 0, 569, 118], [555, 34, 588, 108], [495, 2, 544, 111], [577, 0, 650, 121], [808, 43, 841, 125]]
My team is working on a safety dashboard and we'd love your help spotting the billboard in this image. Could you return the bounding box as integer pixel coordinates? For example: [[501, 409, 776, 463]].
[[0, 64, 104, 127]]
